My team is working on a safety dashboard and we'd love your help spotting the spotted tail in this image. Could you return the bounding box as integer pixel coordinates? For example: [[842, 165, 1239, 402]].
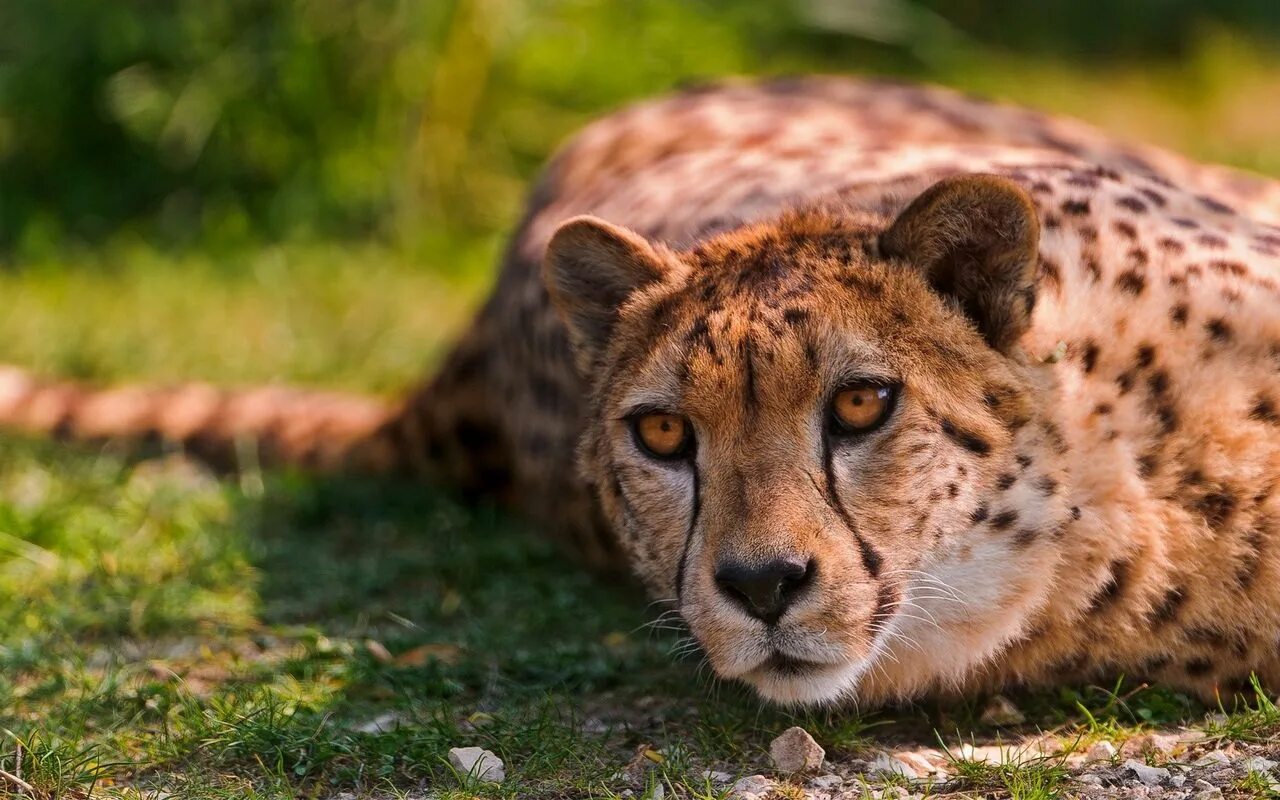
[[0, 365, 410, 474]]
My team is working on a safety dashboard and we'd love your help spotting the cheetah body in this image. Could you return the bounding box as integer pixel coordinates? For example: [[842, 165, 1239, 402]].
[[417, 78, 1280, 704]]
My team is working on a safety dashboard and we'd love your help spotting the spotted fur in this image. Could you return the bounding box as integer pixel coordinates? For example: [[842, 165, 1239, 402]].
[[3, 77, 1280, 706]]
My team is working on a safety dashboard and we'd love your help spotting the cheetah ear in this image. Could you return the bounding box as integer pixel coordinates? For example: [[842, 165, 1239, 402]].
[[880, 174, 1040, 354], [544, 215, 671, 370]]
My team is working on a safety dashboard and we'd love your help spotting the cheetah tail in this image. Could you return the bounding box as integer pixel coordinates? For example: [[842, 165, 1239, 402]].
[[0, 365, 411, 474]]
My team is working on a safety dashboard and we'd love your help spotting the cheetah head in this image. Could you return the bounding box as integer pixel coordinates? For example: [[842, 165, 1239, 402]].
[[544, 175, 1071, 705]]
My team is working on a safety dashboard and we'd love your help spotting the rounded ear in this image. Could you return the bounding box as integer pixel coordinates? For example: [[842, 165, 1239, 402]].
[[543, 216, 670, 371], [880, 174, 1040, 354]]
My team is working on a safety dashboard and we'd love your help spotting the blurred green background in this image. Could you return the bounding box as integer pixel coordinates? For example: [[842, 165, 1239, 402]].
[[2, 0, 1280, 393], [5, 0, 1280, 261]]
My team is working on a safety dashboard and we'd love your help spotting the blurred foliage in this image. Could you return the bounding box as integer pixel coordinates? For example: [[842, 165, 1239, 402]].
[[2, 0, 1279, 261]]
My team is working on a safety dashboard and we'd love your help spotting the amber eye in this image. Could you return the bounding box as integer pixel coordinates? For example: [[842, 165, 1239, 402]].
[[830, 384, 896, 435], [632, 413, 693, 459]]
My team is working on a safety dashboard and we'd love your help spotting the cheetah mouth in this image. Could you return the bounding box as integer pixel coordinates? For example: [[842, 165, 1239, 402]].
[[761, 652, 828, 675], [737, 650, 865, 705]]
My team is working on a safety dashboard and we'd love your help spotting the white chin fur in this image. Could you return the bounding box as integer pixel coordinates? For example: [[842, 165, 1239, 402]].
[[742, 659, 866, 707]]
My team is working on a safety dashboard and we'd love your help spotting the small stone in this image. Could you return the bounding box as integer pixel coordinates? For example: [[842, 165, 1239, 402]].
[[448, 746, 505, 783], [730, 774, 775, 800], [1192, 783, 1223, 800], [810, 774, 843, 789], [1123, 758, 1171, 786], [770, 726, 826, 774], [1192, 750, 1232, 768], [352, 710, 406, 734], [702, 770, 733, 785], [1076, 774, 1104, 786], [1086, 741, 1118, 762], [1170, 774, 1187, 787], [868, 752, 919, 780], [1126, 732, 1182, 758], [979, 694, 1026, 726], [1241, 756, 1278, 774], [650, 784, 665, 800]]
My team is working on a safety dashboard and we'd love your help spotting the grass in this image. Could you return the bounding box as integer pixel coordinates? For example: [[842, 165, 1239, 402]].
[[5, 28, 1280, 800]]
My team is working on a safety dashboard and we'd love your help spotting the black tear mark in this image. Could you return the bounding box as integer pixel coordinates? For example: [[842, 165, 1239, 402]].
[[675, 463, 702, 602], [823, 443, 881, 579]]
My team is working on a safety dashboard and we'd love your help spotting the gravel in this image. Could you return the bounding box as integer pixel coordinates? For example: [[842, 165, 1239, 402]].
[[447, 746, 505, 783]]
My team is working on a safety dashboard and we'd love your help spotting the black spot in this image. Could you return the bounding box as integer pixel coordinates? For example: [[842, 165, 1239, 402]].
[[1149, 587, 1186, 625], [1036, 476, 1059, 495], [1197, 194, 1234, 214], [1087, 559, 1129, 612], [947, 483, 959, 498], [1137, 453, 1158, 478], [1184, 657, 1214, 677], [1116, 371, 1135, 394], [1113, 220, 1138, 239], [970, 504, 990, 524], [1084, 257, 1102, 282], [1140, 187, 1167, 207], [783, 307, 810, 327], [1116, 270, 1145, 295], [1014, 528, 1038, 547], [1094, 402, 1112, 416], [997, 473, 1017, 490], [991, 510, 1019, 530], [1250, 396, 1280, 425], [1135, 344, 1155, 368], [1149, 371, 1172, 398], [1039, 257, 1062, 290], [1236, 522, 1265, 589], [1196, 491, 1236, 531], [1210, 260, 1248, 277], [940, 419, 991, 456], [1206, 318, 1232, 342], [1117, 195, 1148, 213], [1060, 198, 1090, 215], [1081, 340, 1100, 373], [1016, 454, 1033, 469], [1070, 505, 1082, 520], [1170, 303, 1189, 327]]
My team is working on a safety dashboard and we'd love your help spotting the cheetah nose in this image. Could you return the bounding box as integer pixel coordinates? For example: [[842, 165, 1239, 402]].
[[715, 557, 815, 624]]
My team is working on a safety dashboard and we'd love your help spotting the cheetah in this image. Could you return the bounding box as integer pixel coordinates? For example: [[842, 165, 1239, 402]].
[[4, 77, 1280, 706]]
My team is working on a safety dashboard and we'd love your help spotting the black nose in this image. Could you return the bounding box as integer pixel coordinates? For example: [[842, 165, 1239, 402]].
[[715, 557, 814, 624]]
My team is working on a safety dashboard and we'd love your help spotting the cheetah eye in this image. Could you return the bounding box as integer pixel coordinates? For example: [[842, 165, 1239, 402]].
[[631, 412, 694, 460], [829, 383, 898, 435]]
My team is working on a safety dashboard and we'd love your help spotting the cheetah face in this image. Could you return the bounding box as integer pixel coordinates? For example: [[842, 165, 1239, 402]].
[[545, 175, 1058, 705]]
